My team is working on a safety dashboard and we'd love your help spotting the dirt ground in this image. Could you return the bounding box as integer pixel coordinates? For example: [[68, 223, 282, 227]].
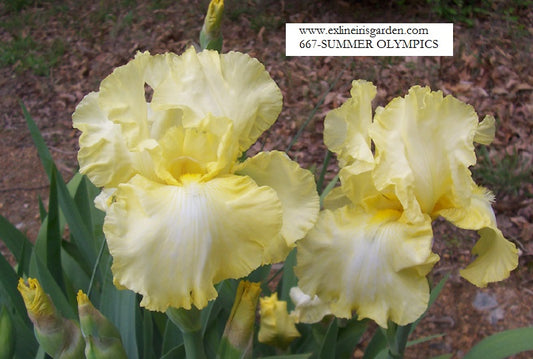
[[0, 0, 532, 358]]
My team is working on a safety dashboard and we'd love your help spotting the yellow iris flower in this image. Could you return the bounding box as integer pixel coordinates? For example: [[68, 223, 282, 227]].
[[73, 48, 319, 312], [296, 80, 518, 327]]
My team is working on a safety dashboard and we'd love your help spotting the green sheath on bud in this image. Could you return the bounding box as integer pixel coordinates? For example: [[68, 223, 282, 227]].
[[0, 305, 15, 359], [217, 281, 261, 359], [77, 291, 127, 359], [17, 278, 85, 359], [200, 0, 224, 51]]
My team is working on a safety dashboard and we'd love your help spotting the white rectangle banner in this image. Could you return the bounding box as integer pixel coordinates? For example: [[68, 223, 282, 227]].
[[286, 23, 453, 56]]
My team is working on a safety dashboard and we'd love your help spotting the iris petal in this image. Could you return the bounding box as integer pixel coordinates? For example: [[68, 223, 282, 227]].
[[152, 48, 283, 151], [370, 86, 481, 221], [73, 52, 171, 188], [439, 186, 518, 286], [296, 206, 437, 327], [460, 227, 518, 286], [104, 174, 283, 311], [324, 80, 376, 168], [152, 114, 239, 185], [289, 287, 332, 324], [236, 151, 319, 262], [73, 92, 137, 187]]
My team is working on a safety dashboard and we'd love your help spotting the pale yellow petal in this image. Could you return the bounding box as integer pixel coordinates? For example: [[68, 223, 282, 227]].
[[474, 115, 496, 145], [97, 51, 154, 148], [324, 80, 377, 167], [152, 48, 282, 151], [370, 85, 481, 221], [104, 174, 283, 311], [440, 186, 518, 286], [94, 188, 116, 212], [262, 238, 294, 267], [73, 92, 137, 187], [97, 51, 177, 147], [289, 287, 332, 324], [151, 114, 239, 185], [296, 206, 437, 327], [73, 52, 172, 188], [337, 164, 400, 211], [460, 227, 518, 287], [235, 151, 319, 262], [437, 185, 495, 229]]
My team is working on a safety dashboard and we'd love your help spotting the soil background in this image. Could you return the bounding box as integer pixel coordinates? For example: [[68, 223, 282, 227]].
[[0, 0, 532, 358]]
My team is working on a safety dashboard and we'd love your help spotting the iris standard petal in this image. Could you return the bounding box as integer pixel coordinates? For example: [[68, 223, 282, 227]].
[[104, 174, 283, 311], [73, 52, 171, 188], [337, 164, 401, 212], [152, 48, 282, 151], [369, 86, 482, 221], [235, 151, 319, 262], [73, 92, 138, 188], [296, 206, 437, 327], [97, 52, 154, 148], [324, 80, 376, 167], [151, 114, 239, 185]]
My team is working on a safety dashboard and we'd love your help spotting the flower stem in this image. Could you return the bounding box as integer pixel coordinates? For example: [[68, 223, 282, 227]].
[[167, 307, 207, 359], [383, 321, 412, 359], [182, 329, 207, 359]]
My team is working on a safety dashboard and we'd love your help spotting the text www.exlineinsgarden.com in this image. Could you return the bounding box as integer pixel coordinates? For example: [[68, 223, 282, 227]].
[[286, 23, 453, 56]]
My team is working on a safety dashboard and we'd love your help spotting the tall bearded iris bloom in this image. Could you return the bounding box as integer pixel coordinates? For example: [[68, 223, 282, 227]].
[[73, 48, 319, 312], [296, 80, 518, 327]]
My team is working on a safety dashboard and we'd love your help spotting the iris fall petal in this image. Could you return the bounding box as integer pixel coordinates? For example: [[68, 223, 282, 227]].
[[296, 206, 438, 328], [439, 186, 518, 286], [105, 174, 283, 311]]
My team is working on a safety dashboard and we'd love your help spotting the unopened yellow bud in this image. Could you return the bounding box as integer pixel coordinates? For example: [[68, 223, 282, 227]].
[[200, 0, 224, 51], [17, 278, 85, 359], [17, 278, 55, 319], [258, 293, 300, 349], [218, 281, 261, 358]]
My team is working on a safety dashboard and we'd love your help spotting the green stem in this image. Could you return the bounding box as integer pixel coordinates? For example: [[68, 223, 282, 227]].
[[382, 321, 412, 359], [167, 307, 207, 359], [87, 238, 107, 297], [316, 150, 332, 193], [183, 329, 207, 359]]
